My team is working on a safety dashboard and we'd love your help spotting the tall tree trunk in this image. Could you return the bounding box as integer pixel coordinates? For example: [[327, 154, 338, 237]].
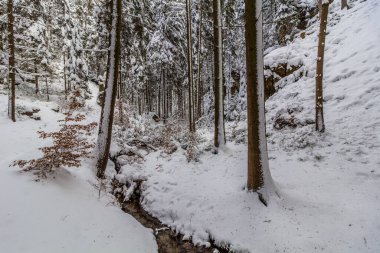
[[34, 60, 39, 94], [186, 0, 195, 132], [213, 0, 225, 148], [96, 0, 122, 178], [118, 59, 124, 125], [163, 68, 167, 124], [177, 84, 183, 118], [245, 0, 274, 203], [45, 77, 49, 101], [158, 68, 162, 118], [316, 0, 332, 133], [63, 52, 67, 97], [138, 94, 142, 115], [7, 0, 16, 122], [197, 0, 203, 120]]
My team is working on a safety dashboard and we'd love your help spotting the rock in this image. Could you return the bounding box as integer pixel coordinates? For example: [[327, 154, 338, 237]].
[[264, 63, 303, 100]]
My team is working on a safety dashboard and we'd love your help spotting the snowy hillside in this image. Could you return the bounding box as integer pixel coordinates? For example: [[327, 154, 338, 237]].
[[114, 1, 380, 252]]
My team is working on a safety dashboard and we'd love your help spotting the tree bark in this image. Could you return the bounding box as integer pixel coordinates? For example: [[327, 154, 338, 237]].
[[213, 0, 225, 148], [45, 77, 50, 101], [197, 0, 203, 120], [35, 60, 39, 94], [186, 0, 196, 132], [96, 0, 122, 178], [7, 0, 16, 122], [63, 52, 67, 97], [158, 68, 162, 118], [245, 0, 273, 197], [315, 0, 332, 133], [163, 68, 167, 124], [341, 0, 349, 9]]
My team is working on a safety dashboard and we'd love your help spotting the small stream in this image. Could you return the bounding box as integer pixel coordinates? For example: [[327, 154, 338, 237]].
[[113, 180, 230, 253]]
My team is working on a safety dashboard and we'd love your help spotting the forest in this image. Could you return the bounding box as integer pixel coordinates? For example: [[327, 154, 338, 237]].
[[0, 0, 379, 252]]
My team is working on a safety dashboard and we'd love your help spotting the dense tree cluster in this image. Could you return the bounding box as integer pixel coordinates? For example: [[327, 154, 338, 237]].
[[2, 0, 341, 196]]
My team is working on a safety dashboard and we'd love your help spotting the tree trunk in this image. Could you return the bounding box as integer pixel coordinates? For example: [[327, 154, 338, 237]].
[[163, 68, 167, 123], [186, 0, 195, 132], [213, 0, 225, 148], [316, 0, 331, 133], [158, 69, 162, 118], [118, 60, 124, 125], [96, 0, 122, 178], [34, 60, 39, 94], [7, 0, 16, 122], [45, 77, 50, 101], [63, 52, 67, 97], [245, 0, 274, 202], [177, 84, 183, 118], [197, 0, 203, 120], [341, 0, 349, 9]]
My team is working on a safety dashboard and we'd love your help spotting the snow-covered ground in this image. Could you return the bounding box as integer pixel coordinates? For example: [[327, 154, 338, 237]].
[[0, 86, 157, 252], [1, 0, 379, 252], [116, 1, 380, 252]]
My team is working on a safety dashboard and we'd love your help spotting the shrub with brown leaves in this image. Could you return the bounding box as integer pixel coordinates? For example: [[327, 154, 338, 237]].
[[12, 90, 97, 178]]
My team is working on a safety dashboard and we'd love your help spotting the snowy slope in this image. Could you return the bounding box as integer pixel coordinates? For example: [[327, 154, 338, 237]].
[[0, 86, 157, 253], [117, 1, 380, 252]]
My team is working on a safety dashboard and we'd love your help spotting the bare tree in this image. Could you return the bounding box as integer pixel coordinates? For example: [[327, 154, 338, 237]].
[[7, 0, 16, 122], [315, 0, 333, 133], [245, 0, 275, 204], [96, 0, 122, 178], [213, 0, 225, 148]]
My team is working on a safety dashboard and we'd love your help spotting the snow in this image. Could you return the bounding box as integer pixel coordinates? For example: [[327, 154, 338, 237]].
[[0, 84, 157, 252], [1, 0, 379, 252], [115, 0, 380, 252]]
